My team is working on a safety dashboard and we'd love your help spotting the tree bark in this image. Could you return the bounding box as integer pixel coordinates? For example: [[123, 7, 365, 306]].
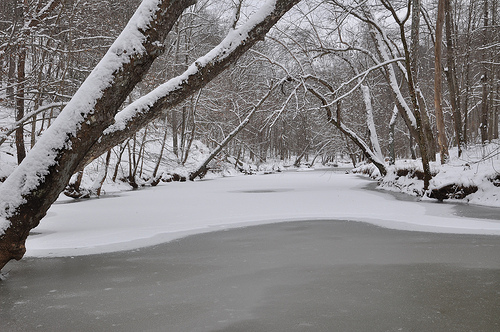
[[15, 48, 26, 164], [389, 106, 398, 165], [434, 0, 449, 164], [399, 0, 433, 188], [92, 149, 112, 197], [480, 0, 489, 144], [112, 142, 128, 183], [151, 117, 169, 182]]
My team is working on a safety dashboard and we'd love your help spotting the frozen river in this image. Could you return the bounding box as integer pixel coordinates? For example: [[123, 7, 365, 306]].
[[20, 170, 500, 257], [1, 220, 499, 331], [1, 170, 499, 330]]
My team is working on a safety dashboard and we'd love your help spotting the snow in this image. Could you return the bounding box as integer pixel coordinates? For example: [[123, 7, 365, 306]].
[[0, 0, 164, 232], [376, 143, 500, 207], [361, 84, 383, 163], [25, 169, 500, 258]]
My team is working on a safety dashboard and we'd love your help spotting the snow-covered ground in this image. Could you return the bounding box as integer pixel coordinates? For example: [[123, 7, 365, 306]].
[[26, 169, 500, 258], [355, 143, 500, 207]]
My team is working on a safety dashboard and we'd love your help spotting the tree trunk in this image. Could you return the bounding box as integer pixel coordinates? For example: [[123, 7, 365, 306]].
[[434, 0, 449, 164], [462, 0, 476, 146], [91, 150, 112, 197], [494, 81, 499, 139], [112, 142, 128, 183], [404, 0, 432, 188], [389, 106, 398, 165], [182, 92, 200, 165], [361, 84, 383, 163], [417, 90, 437, 162], [0, 0, 196, 271], [151, 117, 169, 182], [7, 47, 16, 106], [444, 0, 463, 156], [15, 48, 26, 164], [480, 0, 489, 144]]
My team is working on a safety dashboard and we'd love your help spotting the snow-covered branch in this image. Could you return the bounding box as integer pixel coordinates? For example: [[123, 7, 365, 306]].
[[338, 58, 404, 105], [84, 0, 302, 166], [0, 102, 67, 146], [0, 0, 196, 269]]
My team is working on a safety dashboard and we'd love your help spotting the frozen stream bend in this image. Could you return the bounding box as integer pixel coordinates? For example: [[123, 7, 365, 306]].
[[1, 170, 499, 331], [22, 169, 500, 257]]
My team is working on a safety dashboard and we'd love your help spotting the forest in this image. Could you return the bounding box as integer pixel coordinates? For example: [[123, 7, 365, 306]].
[[0, 0, 499, 270]]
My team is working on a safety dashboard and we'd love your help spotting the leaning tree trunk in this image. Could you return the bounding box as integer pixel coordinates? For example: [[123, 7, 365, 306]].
[[151, 117, 169, 183], [307, 85, 387, 176], [0, 0, 302, 272], [0, 0, 195, 271], [190, 84, 276, 180]]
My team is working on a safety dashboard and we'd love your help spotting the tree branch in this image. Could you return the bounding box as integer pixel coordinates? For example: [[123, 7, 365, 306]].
[[82, 0, 302, 168]]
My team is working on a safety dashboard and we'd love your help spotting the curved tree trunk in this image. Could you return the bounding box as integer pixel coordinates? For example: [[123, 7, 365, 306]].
[[0, 0, 196, 271]]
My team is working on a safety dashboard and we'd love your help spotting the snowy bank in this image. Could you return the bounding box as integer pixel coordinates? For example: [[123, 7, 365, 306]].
[[357, 143, 500, 208]]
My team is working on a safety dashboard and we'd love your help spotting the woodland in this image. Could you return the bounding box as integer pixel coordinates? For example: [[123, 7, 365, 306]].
[[0, 0, 499, 270]]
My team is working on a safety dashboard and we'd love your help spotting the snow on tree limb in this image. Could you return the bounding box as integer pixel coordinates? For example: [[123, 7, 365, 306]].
[[0, 0, 195, 265], [83, 0, 302, 166]]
